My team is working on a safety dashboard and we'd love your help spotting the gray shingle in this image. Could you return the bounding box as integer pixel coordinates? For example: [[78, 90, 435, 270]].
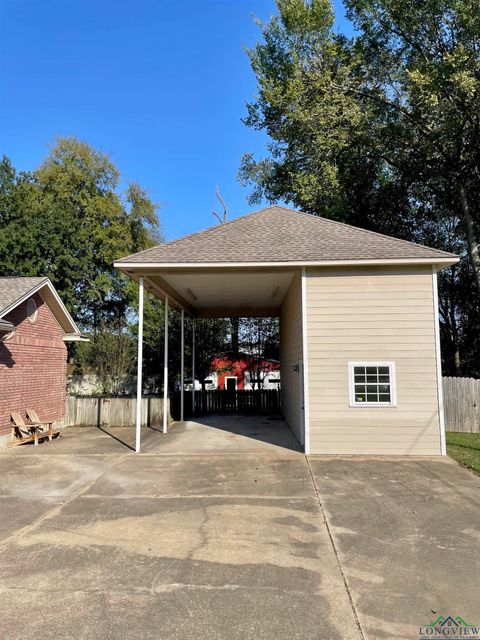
[[0, 277, 48, 316], [116, 206, 457, 265]]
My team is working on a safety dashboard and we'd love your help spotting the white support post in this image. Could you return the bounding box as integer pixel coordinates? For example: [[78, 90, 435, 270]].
[[432, 267, 447, 455], [163, 296, 169, 434], [301, 267, 310, 454], [135, 277, 144, 453], [180, 309, 185, 422], [192, 318, 196, 416]]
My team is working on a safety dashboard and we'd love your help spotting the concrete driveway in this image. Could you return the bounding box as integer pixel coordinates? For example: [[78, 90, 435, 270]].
[[1, 418, 479, 640]]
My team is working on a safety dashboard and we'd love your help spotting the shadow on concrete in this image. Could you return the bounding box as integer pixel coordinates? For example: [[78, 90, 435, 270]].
[[97, 425, 135, 452], [179, 414, 303, 453]]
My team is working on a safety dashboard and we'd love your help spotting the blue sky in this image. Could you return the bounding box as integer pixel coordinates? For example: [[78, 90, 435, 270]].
[[0, 0, 352, 241]]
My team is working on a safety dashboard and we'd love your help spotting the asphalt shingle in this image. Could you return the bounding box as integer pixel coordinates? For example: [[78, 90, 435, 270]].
[[116, 206, 457, 265], [0, 277, 48, 316]]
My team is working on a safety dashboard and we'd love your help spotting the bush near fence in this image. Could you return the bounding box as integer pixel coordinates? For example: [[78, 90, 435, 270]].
[[443, 377, 480, 433], [64, 396, 170, 428]]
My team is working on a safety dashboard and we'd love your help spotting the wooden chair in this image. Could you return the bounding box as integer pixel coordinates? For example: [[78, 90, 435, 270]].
[[26, 409, 58, 442], [10, 412, 47, 447]]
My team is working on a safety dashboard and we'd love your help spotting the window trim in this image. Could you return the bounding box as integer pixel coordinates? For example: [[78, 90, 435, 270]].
[[348, 361, 397, 408]]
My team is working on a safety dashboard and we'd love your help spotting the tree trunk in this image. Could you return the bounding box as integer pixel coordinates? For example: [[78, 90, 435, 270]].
[[458, 183, 480, 295], [454, 349, 461, 374], [230, 317, 239, 352]]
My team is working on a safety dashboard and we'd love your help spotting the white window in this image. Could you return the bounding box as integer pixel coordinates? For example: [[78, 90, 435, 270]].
[[348, 362, 396, 407]]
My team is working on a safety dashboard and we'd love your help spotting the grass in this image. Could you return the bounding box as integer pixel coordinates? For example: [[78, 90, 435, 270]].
[[446, 431, 480, 475]]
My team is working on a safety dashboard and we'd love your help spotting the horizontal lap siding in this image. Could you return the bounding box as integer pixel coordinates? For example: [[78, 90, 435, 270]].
[[280, 271, 303, 444], [306, 266, 441, 455]]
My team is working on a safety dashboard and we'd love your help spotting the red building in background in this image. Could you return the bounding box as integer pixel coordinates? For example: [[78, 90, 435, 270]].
[[211, 352, 280, 391]]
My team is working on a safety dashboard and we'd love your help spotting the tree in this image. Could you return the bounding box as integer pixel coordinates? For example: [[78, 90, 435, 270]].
[[239, 317, 280, 389], [75, 325, 136, 395], [191, 317, 230, 390], [0, 138, 160, 331], [342, 0, 480, 291], [140, 294, 230, 392], [240, 0, 480, 374]]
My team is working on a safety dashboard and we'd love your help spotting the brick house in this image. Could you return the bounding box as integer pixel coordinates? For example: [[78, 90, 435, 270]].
[[0, 277, 85, 446]]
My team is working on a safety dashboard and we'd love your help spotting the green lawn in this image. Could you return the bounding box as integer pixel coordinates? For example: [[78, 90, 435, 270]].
[[446, 432, 480, 475]]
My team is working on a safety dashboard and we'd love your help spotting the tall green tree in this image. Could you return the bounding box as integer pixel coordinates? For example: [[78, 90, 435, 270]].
[[0, 138, 159, 330], [240, 0, 480, 375]]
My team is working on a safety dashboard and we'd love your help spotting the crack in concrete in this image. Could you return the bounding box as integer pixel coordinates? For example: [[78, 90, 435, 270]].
[[78, 494, 316, 500], [305, 456, 366, 640]]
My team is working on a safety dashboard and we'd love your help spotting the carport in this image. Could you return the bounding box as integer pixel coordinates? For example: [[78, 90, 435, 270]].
[[115, 204, 457, 456], [115, 239, 304, 453], [114, 206, 316, 454]]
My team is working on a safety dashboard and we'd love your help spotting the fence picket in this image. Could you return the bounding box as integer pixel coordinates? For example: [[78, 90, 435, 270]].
[[63, 396, 169, 428], [443, 377, 480, 433]]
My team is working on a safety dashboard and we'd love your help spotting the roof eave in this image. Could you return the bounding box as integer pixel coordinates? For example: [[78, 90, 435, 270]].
[[63, 333, 90, 343], [0, 319, 15, 333], [115, 256, 459, 270]]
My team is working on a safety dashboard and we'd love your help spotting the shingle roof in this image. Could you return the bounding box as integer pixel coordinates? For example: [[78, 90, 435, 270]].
[[115, 205, 457, 265], [0, 277, 48, 315], [0, 277, 85, 339]]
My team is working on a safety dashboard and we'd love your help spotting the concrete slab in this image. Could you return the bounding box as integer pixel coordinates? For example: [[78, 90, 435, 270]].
[[4, 425, 152, 455], [85, 453, 313, 498], [0, 496, 62, 539], [5, 415, 301, 456], [308, 457, 480, 639], [0, 453, 122, 497], [0, 495, 359, 638], [142, 415, 303, 454], [0, 588, 351, 640], [2, 425, 480, 639]]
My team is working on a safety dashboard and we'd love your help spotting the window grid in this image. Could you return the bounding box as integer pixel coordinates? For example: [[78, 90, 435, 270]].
[[349, 362, 396, 407]]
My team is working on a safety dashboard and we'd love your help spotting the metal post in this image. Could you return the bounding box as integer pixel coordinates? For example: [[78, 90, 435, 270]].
[[163, 296, 169, 434], [180, 309, 185, 421], [135, 277, 144, 453], [192, 318, 195, 416]]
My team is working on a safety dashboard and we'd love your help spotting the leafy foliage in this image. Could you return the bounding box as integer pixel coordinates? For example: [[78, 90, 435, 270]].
[[240, 0, 480, 376], [75, 327, 136, 395], [239, 317, 280, 389], [0, 138, 160, 330]]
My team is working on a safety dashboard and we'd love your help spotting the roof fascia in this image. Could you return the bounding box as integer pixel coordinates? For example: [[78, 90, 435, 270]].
[[114, 256, 459, 270]]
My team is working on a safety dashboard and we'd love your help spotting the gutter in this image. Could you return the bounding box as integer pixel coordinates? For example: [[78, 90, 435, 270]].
[[0, 318, 15, 336], [63, 333, 90, 343]]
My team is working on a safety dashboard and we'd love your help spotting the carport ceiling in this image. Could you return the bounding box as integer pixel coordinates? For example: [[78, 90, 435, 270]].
[[147, 269, 295, 316]]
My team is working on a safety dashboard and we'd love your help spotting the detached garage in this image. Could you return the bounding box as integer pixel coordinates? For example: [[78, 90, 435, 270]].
[[114, 205, 458, 456]]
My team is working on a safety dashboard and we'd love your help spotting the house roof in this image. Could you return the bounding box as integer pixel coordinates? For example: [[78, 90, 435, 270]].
[[0, 277, 87, 341], [0, 277, 47, 313], [115, 205, 458, 267]]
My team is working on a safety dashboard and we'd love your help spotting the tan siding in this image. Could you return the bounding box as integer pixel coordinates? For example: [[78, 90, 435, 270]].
[[306, 266, 441, 455], [280, 271, 303, 444]]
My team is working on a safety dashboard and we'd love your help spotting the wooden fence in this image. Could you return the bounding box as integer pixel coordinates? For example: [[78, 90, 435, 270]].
[[191, 389, 281, 416], [443, 377, 480, 433], [64, 396, 169, 428]]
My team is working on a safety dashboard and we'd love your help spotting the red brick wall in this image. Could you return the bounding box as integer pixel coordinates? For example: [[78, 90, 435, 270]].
[[0, 293, 67, 435]]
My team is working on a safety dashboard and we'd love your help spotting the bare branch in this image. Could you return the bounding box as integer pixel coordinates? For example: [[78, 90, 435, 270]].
[[212, 210, 224, 224], [212, 186, 228, 223]]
